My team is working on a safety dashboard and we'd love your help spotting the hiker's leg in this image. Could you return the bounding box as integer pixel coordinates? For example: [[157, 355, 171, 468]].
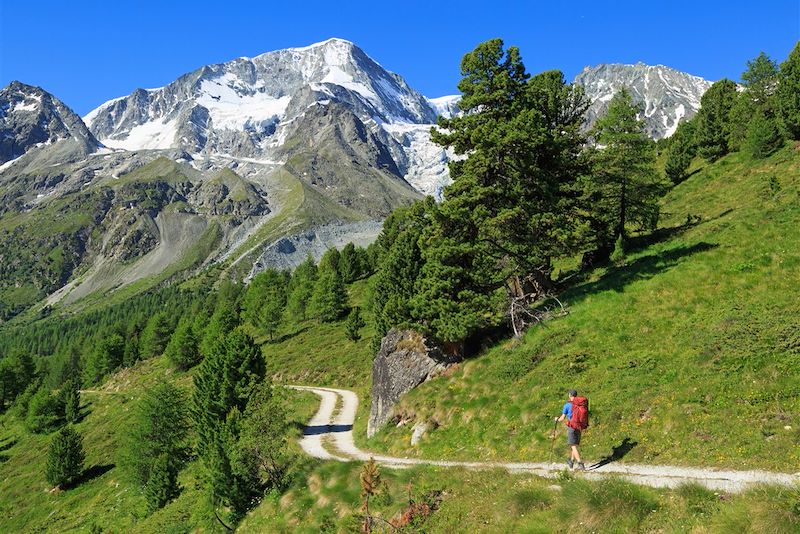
[[572, 445, 582, 462]]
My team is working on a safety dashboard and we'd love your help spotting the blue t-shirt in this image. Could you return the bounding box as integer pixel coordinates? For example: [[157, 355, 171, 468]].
[[562, 402, 572, 420]]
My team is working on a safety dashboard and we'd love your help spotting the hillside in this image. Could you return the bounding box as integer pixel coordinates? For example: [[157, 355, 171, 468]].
[[363, 145, 800, 471]]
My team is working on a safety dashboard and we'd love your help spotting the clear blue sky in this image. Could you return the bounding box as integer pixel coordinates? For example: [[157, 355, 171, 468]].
[[1, 0, 798, 116]]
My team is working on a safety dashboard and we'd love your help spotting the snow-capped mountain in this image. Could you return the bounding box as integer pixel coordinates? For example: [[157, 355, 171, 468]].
[[574, 63, 713, 139], [0, 81, 100, 167], [84, 38, 451, 197]]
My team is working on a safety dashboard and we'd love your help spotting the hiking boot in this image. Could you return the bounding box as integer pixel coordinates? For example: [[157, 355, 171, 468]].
[[566, 458, 574, 469], [577, 462, 586, 471]]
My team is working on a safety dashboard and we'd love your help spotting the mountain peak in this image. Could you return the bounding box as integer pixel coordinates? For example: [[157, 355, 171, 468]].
[[574, 62, 713, 139], [0, 81, 99, 166]]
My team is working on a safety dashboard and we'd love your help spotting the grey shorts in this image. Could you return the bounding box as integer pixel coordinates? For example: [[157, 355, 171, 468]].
[[567, 427, 581, 446]]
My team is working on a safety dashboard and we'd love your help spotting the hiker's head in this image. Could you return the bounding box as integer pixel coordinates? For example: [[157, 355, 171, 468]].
[[568, 389, 577, 400]]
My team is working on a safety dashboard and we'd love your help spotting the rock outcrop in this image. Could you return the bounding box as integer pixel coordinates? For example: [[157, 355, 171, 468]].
[[367, 329, 461, 438]]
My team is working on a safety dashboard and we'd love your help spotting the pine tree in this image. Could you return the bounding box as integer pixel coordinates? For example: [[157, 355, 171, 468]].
[[371, 201, 430, 342], [664, 118, 697, 183], [192, 328, 264, 457], [745, 110, 784, 158], [83, 333, 125, 385], [585, 89, 668, 253], [25, 385, 62, 433], [139, 312, 173, 359], [121, 382, 189, 490], [62, 378, 81, 424], [164, 316, 200, 370], [234, 381, 292, 494], [144, 453, 180, 512], [199, 301, 239, 359], [284, 256, 318, 324], [242, 269, 287, 341], [0, 358, 19, 410], [318, 248, 340, 273], [191, 328, 266, 516], [345, 306, 366, 342], [777, 41, 800, 139], [308, 266, 347, 323], [418, 40, 590, 344], [45, 426, 85, 488], [694, 79, 737, 161], [741, 52, 779, 107], [338, 243, 359, 283]]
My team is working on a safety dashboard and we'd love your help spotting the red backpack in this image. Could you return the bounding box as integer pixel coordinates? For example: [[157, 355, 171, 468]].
[[568, 396, 589, 430]]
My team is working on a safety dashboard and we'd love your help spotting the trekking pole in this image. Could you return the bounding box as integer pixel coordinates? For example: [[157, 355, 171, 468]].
[[549, 418, 558, 465]]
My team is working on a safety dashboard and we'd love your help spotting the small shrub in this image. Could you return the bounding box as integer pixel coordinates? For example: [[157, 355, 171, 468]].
[[511, 487, 552, 514]]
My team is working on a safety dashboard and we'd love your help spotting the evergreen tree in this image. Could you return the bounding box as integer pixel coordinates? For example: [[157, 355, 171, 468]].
[[62, 378, 81, 424], [164, 316, 200, 370], [139, 312, 173, 359], [741, 51, 779, 107], [345, 306, 366, 342], [199, 301, 239, 359], [308, 266, 347, 323], [144, 453, 180, 512], [191, 329, 265, 517], [729, 52, 780, 151], [585, 89, 668, 253], [25, 385, 63, 433], [418, 40, 590, 344], [45, 426, 84, 488], [745, 110, 784, 158], [122, 319, 144, 368], [0, 358, 19, 410], [664, 118, 697, 183], [370, 202, 430, 341], [338, 243, 359, 283], [192, 328, 264, 457], [777, 41, 800, 139], [233, 381, 292, 497], [121, 382, 190, 491], [284, 256, 318, 324], [694, 79, 737, 161], [242, 269, 287, 341], [318, 248, 340, 274], [83, 333, 125, 385]]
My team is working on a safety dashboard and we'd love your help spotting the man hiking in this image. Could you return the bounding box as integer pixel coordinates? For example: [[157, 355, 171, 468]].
[[555, 389, 589, 470]]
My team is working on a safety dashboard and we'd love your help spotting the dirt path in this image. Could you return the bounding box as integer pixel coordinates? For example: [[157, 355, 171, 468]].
[[290, 386, 800, 493]]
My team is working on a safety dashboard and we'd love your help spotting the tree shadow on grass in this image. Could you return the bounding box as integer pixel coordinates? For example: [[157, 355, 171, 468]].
[[65, 463, 115, 489], [588, 437, 638, 470], [270, 326, 310, 344], [563, 241, 718, 307]]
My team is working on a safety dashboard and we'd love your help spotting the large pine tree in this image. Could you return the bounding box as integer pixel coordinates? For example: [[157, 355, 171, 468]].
[[416, 39, 590, 345], [585, 88, 668, 252]]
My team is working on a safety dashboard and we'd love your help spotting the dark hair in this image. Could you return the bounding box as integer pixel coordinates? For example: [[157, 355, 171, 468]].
[[568, 389, 578, 397]]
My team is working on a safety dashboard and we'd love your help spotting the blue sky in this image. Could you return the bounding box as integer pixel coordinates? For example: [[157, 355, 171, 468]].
[[1, 0, 798, 116]]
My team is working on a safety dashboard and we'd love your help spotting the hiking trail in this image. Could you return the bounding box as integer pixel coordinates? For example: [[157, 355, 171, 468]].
[[290, 385, 800, 493]]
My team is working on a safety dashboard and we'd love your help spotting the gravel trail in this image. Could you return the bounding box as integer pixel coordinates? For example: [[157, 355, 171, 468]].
[[290, 385, 800, 493]]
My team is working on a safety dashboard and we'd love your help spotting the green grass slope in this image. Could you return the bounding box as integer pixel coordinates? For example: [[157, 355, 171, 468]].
[[0, 357, 318, 533], [365, 146, 800, 471]]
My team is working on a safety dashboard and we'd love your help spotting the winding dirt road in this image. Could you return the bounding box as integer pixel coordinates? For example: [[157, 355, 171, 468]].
[[290, 385, 800, 493]]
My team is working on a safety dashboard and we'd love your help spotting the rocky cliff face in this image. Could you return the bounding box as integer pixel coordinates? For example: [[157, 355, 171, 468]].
[[574, 63, 713, 139], [0, 81, 101, 166], [368, 329, 461, 438]]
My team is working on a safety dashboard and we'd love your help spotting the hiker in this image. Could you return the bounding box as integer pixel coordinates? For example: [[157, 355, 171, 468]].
[[555, 389, 589, 470]]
